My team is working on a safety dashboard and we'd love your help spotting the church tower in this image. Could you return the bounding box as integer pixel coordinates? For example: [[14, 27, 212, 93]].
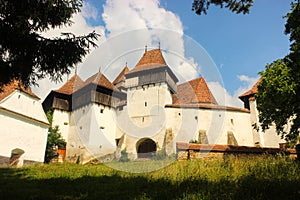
[[125, 48, 178, 127], [118, 48, 179, 159]]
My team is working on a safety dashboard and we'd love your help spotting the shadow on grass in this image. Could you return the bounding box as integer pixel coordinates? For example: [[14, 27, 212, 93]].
[[0, 167, 299, 200]]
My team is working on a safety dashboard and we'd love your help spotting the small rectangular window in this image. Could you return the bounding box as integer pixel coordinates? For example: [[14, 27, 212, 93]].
[[145, 102, 147, 107], [116, 138, 120, 146], [100, 109, 104, 113]]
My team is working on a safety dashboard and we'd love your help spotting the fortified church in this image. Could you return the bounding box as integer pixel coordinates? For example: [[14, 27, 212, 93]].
[[42, 48, 284, 163]]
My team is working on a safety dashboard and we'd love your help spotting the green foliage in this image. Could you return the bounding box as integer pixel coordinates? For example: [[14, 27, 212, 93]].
[[192, 0, 253, 15], [285, 1, 300, 66], [189, 139, 200, 144], [46, 109, 54, 125], [256, 1, 300, 143], [0, 156, 299, 199], [155, 149, 167, 160], [44, 126, 66, 163], [119, 149, 129, 162], [0, 0, 99, 88], [44, 109, 66, 163]]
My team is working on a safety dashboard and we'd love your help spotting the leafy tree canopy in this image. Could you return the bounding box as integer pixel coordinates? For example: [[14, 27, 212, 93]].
[[192, 0, 253, 15], [0, 0, 99, 88], [256, 1, 300, 143]]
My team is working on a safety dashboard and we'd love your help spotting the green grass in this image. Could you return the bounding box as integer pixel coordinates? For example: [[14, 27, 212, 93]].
[[0, 155, 299, 200]]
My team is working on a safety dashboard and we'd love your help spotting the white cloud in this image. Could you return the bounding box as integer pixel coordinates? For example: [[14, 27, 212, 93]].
[[32, 0, 248, 109], [81, 2, 99, 20], [208, 81, 243, 107], [96, 0, 198, 83], [207, 75, 259, 108], [234, 75, 259, 98]]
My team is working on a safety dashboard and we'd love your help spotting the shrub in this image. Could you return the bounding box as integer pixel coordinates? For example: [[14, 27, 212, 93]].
[[44, 126, 66, 163], [119, 149, 129, 162], [189, 139, 199, 144], [44, 110, 66, 163]]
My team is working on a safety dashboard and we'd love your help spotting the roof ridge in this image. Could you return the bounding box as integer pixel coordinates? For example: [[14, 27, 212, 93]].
[[192, 77, 217, 104], [113, 66, 129, 85], [174, 77, 217, 105], [0, 80, 39, 102], [239, 78, 261, 99], [84, 71, 116, 91], [127, 49, 168, 75], [135, 48, 167, 67], [54, 74, 84, 95]]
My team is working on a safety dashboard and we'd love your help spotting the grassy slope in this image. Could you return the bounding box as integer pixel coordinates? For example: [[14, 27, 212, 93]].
[[0, 155, 299, 200]]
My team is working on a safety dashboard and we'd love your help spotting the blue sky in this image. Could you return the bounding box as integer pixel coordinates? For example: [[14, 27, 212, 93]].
[[164, 0, 291, 92], [34, 0, 292, 107]]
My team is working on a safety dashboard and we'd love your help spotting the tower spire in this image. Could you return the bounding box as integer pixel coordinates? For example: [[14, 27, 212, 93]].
[[158, 41, 160, 49], [145, 44, 147, 53]]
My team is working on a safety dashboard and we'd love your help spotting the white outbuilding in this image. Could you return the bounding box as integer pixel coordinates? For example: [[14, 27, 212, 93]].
[[0, 80, 49, 165]]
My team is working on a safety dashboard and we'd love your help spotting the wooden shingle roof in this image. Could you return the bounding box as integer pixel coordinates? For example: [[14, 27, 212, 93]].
[[127, 49, 167, 74], [0, 80, 39, 102], [173, 77, 218, 105], [53, 74, 84, 95], [113, 66, 129, 85], [84, 71, 116, 91]]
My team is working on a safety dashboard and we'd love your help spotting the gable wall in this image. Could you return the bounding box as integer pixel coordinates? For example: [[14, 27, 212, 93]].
[[0, 109, 48, 162], [0, 90, 48, 124]]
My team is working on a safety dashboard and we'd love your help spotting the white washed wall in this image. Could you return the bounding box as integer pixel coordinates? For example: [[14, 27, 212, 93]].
[[0, 90, 49, 124], [52, 109, 70, 141], [249, 100, 283, 148], [120, 83, 172, 158], [66, 103, 116, 162], [0, 91, 48, 162], [0, 109, 48, 162], [127, 83, 172, 118], [166, 107, 254, 146]]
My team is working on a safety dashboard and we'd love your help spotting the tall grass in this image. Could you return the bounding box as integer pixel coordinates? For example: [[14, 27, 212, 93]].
[[0, 155, 299, 199]]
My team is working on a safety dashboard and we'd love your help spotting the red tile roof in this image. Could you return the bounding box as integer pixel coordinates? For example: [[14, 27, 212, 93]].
[[173, 77, 218, 105], [176, 142, 283, 153], [84, 71, 116, 91], [0, 80, 39, 102], [239, 78, 262, 99], [113, 66, 129, 85], [127, 49, 167, 74], [53, 74, 84, 95]]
